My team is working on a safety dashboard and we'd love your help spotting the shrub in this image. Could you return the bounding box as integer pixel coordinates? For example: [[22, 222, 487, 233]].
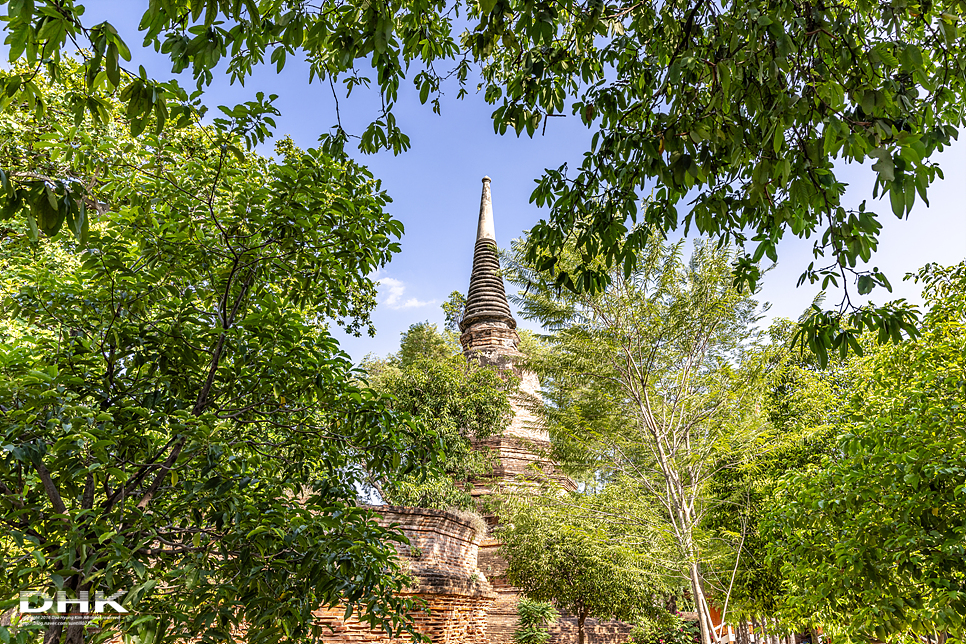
[[514, 598, 559, 644], [630, 612, 700, 644]]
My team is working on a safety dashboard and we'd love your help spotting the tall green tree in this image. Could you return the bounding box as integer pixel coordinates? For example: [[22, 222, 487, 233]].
[[763, 262, 966, 642], [505, 234, 775, 644], [364, 321, 513, 510], [2, 0, 961, 362], [442, 291, 467, 334], [395, 321, 458, 368], [0, 64, 435, 644]]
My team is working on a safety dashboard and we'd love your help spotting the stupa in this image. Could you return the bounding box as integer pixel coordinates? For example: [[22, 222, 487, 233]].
[[458, 176, 580, 643]]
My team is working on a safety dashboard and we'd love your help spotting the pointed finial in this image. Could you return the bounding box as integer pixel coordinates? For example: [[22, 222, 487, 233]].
[[477, 176, 495, 242]]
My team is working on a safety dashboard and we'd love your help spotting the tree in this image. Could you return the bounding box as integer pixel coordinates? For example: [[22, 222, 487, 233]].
[[474, 0, 953, 361], [0, 64, 436, 644], [442, 291, 467, 334], [505, 233, 775, 644], [395, 321, 458, 368], [762, 262, 966, 642], [2, 0, 960, 363], [363, 321, 513, 510], [700, 319, 861, 625], [498, 486, 665, 644]]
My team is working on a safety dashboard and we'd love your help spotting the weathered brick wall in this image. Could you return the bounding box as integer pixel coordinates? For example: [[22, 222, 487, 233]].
[[461, 321, 522, 366], [375, 507, 487, 587], [314, 593, 491, 644], [314, 507, 496, 644]]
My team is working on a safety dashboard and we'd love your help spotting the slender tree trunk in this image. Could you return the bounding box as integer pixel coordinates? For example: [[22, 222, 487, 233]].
[[577, 611, 587, 644], [688, 562, 714, 644], [44, 624, 63, 644], [767, 618, 779, 644], [45, 578, 89, 644]]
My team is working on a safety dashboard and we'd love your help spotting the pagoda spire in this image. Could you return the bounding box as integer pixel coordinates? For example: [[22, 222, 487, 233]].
[[459, 177, 520, 362]]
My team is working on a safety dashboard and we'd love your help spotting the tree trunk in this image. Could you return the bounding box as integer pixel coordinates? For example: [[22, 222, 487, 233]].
[[43, 617, 85, 644], [577, 611, 587, 644], [767, 618, 779, 644], [666, 593, 678, 614], [688, 562, 714, 644], [44, 624, 63, 644]]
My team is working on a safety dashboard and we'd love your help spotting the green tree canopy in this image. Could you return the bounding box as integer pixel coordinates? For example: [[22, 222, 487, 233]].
[[2, 0, 961, 363], [0, 63, 434, 644], [364, 321, 513, 510], [700, 318, 864, 624], [498, 485, 667, 644], [763, 262, 966, 642], [395, 321, 458, 368]]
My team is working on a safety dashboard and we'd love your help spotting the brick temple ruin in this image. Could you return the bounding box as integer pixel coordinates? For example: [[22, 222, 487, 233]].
[[316, 177, 634, 644]]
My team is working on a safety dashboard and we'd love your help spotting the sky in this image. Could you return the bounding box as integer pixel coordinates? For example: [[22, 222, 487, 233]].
[[22, 4, 966, 361]]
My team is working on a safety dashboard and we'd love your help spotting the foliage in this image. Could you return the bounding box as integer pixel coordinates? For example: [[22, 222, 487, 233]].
[[396, 321, 459, 367], [763, 262, 966, 642], [513, 598, 558, 644], [364, 322, 513, 510], [473, 0, 955, 363], [504, 232, 775, 641], [497, 485, 666, 644], [0, 64, 433, 644], [2, 0, 961, 365], [700, 319, 865, 621], [442, 291, 467, 334], [630, 613, 701, 644]]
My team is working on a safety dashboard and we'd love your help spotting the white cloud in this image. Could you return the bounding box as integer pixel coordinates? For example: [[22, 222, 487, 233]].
[[378, 277, 435, 310], [379, 277, 406, 307], [398, 297, 434, 309]]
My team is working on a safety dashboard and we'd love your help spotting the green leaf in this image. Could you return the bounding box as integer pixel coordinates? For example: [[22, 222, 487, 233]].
[[106, 42, 121, 87], [870, 148, 895, 182], [890, 184, 905, 218]]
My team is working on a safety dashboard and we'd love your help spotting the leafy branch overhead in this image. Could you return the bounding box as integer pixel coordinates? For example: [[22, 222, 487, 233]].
[[2, 0, 963, 365]]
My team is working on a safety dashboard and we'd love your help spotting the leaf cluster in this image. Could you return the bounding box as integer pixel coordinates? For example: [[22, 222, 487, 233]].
[[4, 0, 962, 366], [497, 484, 669, 628], [762, 262, 966, 641]]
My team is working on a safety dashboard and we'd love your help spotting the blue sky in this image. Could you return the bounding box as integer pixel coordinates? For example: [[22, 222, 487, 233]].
[[27, 3, 966, 361]]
